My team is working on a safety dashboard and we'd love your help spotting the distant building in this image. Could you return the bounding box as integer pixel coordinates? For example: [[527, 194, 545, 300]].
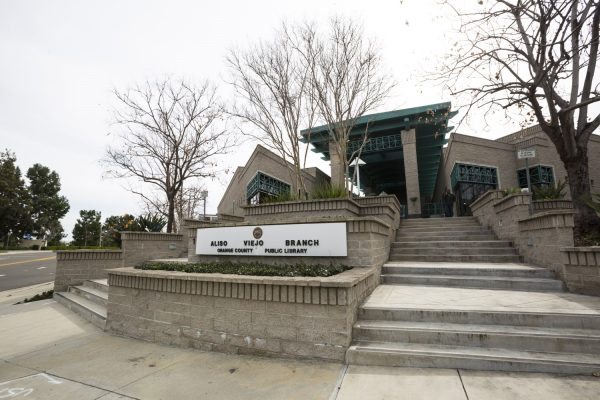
[[218, 103, 600, 218]]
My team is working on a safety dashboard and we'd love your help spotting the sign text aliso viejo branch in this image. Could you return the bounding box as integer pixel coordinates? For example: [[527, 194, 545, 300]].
[[195, 222, 347, 257]]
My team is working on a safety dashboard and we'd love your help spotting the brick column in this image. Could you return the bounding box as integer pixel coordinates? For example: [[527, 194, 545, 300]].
[[401, 129, 421, 217]]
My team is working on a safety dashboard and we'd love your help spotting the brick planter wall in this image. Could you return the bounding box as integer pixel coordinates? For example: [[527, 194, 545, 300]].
[[54, 250, 123, 292], [106, 267, 378, 361], [561, 247, 600, 296], [121, 232, 187, 267], [471, 191, 575, 276]]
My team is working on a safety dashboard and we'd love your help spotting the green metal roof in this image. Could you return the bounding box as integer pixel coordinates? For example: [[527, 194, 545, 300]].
[[301, 102, 457, 200]]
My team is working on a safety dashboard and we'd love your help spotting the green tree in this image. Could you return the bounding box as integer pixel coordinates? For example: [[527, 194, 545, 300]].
[[72, 210, 102, 246], [0, 150, 30, 246], [46, 220, 66, 246], [102, 214, 138, 247], [26, 164, 70, 240]]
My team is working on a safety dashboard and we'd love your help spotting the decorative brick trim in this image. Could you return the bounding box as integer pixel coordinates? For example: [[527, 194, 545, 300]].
[[56, 250, 123, 261], [242, 198, 361, 216], [108, 267, 377, 306], [518, 211, 575, 232], [121, 232, 184, 241], [533, 200, 573, 212], [561, 247, 600, 267]]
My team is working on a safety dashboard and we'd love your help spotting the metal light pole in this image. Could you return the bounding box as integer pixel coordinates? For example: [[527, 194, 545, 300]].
[[201, 190, 208, 220], [354, 158, 366, 197]]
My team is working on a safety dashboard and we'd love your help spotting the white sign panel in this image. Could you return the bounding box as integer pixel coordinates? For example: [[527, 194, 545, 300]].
[[196, 222, 347, 257], [518, 148, 536, 159]]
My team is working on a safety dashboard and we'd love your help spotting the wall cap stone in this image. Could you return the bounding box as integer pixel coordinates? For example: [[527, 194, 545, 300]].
[[121, 232, 184, 241], [107, 265, 374, 288], [561, 246, 600, 252], [56, 250, 123, 261]]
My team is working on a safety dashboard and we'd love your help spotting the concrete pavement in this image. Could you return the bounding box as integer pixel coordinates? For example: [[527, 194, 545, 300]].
[[1, 299, 599, 399], [0, 251, 56, 291]]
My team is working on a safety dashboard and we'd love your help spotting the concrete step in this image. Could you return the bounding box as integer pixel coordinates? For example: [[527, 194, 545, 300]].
[[399, 225, 486, 233], [382, 263, 555, 279], [358, 307, 600, 330], [69, 285, 108, 308], [346, 341, 600, 374], [54, 291, 107, 330], [84, 279, 109, 293], [390, 247, 518, 256], [391, 240, 513, 249], [353, 320, 600, 354], [394, 234, 497, 241], [381, 274, 563, 292], [387, 254, 522, 263], [401, 217, 478, 226]]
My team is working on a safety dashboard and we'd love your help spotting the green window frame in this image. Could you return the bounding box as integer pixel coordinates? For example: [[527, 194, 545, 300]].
[[246, 172, 290, 204], [450, 163, 498, 188], [517, 165, 554, 188]]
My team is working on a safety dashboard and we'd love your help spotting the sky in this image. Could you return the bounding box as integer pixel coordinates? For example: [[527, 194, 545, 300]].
[[0, 0, 525, 239]]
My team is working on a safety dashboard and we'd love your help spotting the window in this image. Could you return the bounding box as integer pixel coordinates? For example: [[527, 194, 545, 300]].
[[246, 172, 290, 205], [450, 163, 498, 216], [517, 165, 554, 188]]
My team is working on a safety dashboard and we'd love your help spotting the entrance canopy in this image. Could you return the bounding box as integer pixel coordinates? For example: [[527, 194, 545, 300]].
[[300, 103, 457, 203]]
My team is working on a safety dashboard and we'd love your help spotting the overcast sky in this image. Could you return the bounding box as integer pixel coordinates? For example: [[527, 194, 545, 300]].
[[1, 0, 525, 239]]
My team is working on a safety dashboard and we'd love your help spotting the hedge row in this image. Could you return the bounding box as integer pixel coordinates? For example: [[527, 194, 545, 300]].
[[136, 261, 351, 277]]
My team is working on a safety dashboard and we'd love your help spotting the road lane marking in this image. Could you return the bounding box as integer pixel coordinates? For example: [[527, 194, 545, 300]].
[[0, 256, 55, 268], [37, 267, 47, 270], [0, 274, 5, 277]]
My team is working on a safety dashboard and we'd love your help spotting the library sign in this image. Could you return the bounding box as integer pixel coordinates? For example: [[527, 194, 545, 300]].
[[196, 222, 347, 257]]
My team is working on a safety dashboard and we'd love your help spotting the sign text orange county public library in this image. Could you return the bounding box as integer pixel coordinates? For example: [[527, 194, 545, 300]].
[[195, 222, 347, 257]]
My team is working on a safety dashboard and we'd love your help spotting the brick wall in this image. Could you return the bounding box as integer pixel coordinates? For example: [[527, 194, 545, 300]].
[[121, 232, 187, 267], [106, 267, 379, 361], [54, 250, 123, 292], [561, 247, 600, 296]]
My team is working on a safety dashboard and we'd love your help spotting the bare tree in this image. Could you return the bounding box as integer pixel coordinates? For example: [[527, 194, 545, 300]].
[[440, 0, 600, 235], [227, 25, 314, 199], [298, 18, 394, 191], [104, 78, 232, 232], [138, 182, 206, 233]]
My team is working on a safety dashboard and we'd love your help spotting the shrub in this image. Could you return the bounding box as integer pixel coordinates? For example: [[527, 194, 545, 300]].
[[261, 191, 299, 204], [502, 187, 522, 197], [136, 213, 167, 232], [17, 290, 54, 304], [533, 180, 567, 200], [137, 261, 351, 277], [584, 193, 600, 218], [310, 183, 347, 200]]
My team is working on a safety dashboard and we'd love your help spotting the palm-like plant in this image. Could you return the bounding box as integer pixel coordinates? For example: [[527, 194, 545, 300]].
[[136, 213, 167, 232]]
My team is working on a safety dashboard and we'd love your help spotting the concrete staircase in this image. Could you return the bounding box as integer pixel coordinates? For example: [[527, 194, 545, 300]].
[[391, 216, 522, 263], [54, 279, 108, 329], [347, 217, 600, 374]]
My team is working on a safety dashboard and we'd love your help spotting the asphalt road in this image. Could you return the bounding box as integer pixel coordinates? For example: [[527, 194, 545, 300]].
[[0, 251, 56, 292]]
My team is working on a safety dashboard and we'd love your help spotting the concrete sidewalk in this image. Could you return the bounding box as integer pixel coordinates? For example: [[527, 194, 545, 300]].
[[1, 299, 599, 399]]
